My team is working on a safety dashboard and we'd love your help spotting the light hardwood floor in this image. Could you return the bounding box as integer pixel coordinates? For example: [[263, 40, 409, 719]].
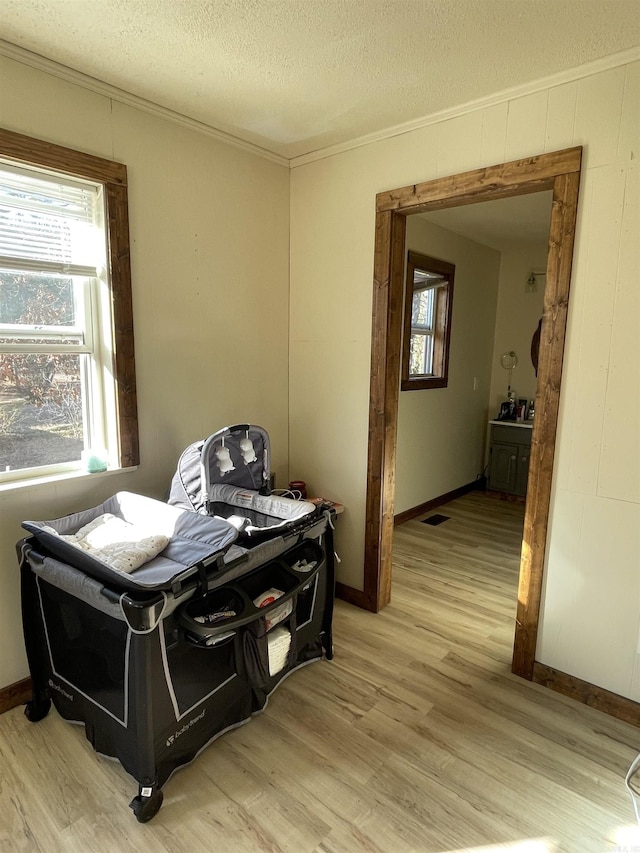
[[1, 491, 639, 852]]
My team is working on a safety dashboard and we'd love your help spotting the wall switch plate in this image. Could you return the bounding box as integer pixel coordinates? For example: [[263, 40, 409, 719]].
[[473, 376, 479, 391]]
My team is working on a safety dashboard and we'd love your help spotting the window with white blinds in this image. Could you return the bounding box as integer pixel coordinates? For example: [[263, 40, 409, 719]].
[[0, 135, 135, 483], [0, 163, 99, 271]]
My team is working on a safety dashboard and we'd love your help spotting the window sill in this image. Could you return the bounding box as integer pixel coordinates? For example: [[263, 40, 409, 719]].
[[0, 465, 138, 494]]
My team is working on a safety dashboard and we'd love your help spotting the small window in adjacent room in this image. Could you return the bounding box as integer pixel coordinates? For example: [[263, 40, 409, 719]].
[[0, 129, 139, 483], [401, 250, 454, 390]]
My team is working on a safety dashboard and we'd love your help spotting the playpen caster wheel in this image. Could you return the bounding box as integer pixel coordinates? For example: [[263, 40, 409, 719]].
[[129, 789, 163, 823], [24, 698, 51, 722]]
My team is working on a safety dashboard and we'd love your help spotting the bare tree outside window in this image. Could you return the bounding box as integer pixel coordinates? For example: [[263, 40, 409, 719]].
[[0, 271, 84, 472]]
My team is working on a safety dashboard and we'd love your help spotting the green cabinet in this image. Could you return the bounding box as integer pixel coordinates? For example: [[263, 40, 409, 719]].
[[488, 422, 532, 497]]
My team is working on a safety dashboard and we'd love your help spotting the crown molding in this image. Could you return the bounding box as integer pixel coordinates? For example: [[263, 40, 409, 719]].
[[290, 45, 640, 168], [1, 38, 638, 171], [0, 39, 289, 168]]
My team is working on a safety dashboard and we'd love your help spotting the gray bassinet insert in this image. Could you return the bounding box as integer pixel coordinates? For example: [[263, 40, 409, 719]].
[[168, 424, 320, 544], [208, 483, 317, 536], [22, 491, 239, 592]]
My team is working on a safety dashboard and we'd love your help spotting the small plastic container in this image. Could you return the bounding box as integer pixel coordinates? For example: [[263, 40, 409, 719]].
[[288, 480, 307, 499]]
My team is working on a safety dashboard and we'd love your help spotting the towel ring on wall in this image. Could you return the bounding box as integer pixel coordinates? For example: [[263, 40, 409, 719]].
[[500, 351, 518, 372], [500, 350, 518, 396]]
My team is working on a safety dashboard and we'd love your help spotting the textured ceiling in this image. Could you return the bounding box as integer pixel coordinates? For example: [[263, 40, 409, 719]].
[[1, 0, 639, 159]]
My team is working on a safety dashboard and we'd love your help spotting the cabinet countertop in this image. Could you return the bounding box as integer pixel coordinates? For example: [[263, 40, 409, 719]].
[[489, 419, 534, 429]]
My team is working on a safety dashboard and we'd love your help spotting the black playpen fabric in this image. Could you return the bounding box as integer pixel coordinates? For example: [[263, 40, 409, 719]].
[[19, 429, 336, 823]]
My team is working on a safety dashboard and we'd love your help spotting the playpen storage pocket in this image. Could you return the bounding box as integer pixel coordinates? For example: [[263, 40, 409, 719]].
[[242, 608, 298, 691], [177, 555, 320, 692], [178, 586, 247, 646], [279, 541, 325, 637], [235, 559, 303, 690]]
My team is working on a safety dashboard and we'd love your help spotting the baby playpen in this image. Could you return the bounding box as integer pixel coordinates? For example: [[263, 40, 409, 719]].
[[19, 425, 336, 821]]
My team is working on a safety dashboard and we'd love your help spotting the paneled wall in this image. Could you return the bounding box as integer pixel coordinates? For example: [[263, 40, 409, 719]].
[[0, 55, 290, 688], [290, 60, 640, 699]]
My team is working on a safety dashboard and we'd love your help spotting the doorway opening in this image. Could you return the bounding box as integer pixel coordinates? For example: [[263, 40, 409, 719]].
[[355, 147, 582, 682], [392, 190, 554, 656]]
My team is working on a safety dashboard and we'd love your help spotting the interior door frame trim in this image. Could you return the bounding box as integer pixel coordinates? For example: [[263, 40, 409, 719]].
[[356, 146, 582, 681]]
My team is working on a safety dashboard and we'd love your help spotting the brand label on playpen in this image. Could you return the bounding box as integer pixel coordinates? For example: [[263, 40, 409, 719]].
[[48, 678, 74, 702], [166, 708, 206, 747], [234, 491, 254, 507]]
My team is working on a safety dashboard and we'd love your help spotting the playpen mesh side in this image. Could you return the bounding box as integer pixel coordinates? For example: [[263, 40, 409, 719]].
[[36, 576, 129, 722], [162, 621, 248, 719]]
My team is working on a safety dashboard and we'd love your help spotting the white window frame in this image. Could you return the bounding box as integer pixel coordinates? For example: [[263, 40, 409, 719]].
[[409, 276, 440, 376]]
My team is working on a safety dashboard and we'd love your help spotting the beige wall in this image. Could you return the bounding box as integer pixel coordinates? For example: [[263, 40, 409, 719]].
[[290, 61, 640, 700], [0, 51, 638, 704], [488, 241, 548, 416], [0, 55, 290, 688], [394, 217, 500, 515]]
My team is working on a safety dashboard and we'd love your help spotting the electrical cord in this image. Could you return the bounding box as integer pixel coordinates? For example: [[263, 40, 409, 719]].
[[271, 488, 303, 500], [625, 752, 640, 824]]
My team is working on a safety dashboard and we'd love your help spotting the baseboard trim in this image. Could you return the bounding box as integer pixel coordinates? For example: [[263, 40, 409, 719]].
[[394, 479, 484, 526], [0, 676, 32, 715], [533, 663, 640, 728], [335, 581, 371, 610]]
